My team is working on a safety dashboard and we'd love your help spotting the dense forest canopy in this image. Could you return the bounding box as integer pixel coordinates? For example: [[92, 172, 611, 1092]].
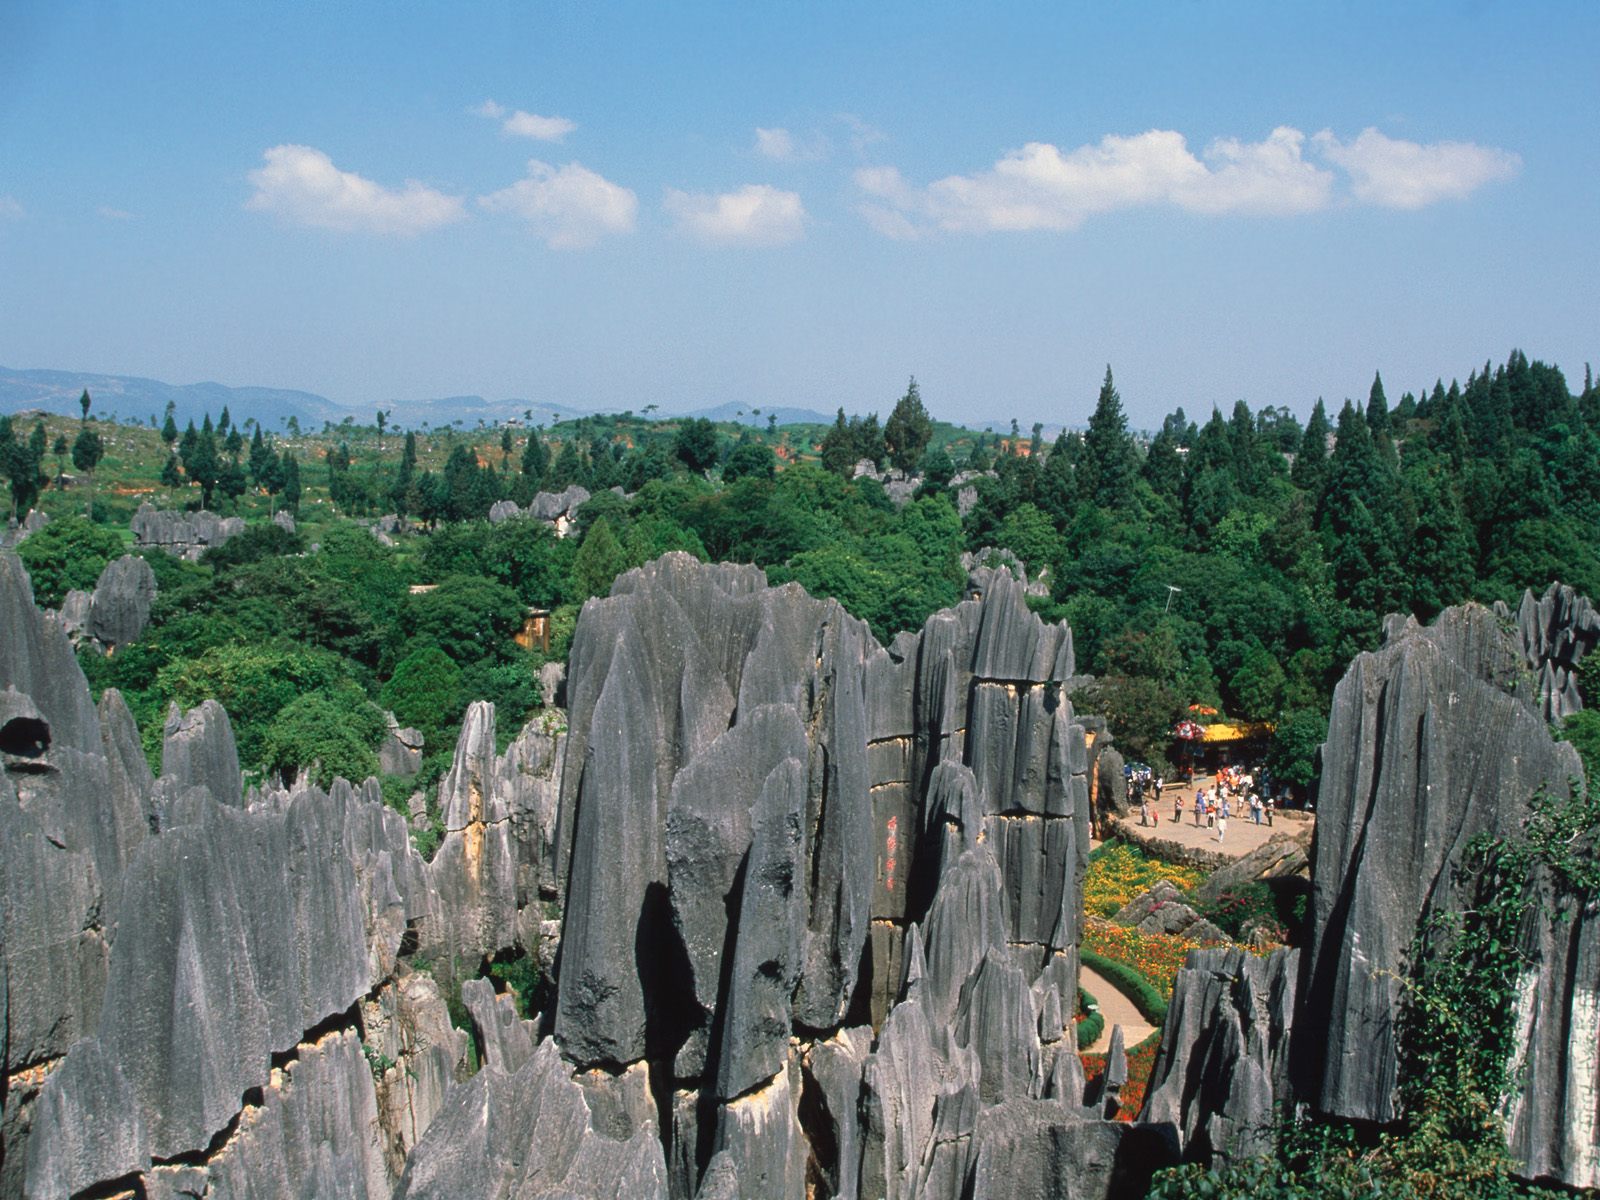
[[6, 350, 1597, 835]]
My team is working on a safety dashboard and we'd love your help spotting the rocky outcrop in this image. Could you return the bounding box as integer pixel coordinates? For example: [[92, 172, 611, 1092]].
[[1, 510, 47, 549], [1300, 602, 1585, 1127], [546, 554, 1132, 1197], [423, 703, 565, 982], [1111, 881, 1228, 944], [87, 554, 157, 649], [131, 501, 245, 560], [489, 485, 592, 536], [379, 712, 424, 778], [1141, 947, 1297, 1164], [1507, 581, 1599, 722], [393, 1038, 668, 1199]]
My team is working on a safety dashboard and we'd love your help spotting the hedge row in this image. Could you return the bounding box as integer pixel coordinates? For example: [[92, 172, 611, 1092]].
[[1076, 986, 1105, 1050], [1079, 950, 1169, 1026]]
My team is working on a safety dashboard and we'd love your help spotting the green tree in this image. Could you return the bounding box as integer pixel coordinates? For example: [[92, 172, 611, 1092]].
[[160, 451, 183, 497], [79, 389, 91, 422], [161, 403, 179, 448], [521, 426, 549, 485], [260, 688, 386, 787], [819, 409, 856, 477], [721, 439, 776, 484], [399, 575, 524, 664], [572, 516, 629, 599], [280, 453, 301, 514], [71, 424, 104, 517], [993, 502, 1061, 575], [391, 430, 418, 516], [381, 645, 466, 745], [1229, 645, 1287, 720], [1081, 366, 1139, 509], [883, 376, 933, 472], [674, 418, 720, 474], [15, 514, 123, 606], [1291, 398, 1331, 493]]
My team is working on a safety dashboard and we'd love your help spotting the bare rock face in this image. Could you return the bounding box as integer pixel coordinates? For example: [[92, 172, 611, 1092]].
[[1141, 947, 1297, 1165], [546, 555, 1131, 1197], [1300, 602, 1585, 1127], [160, 698, 243, 810], [1112, 881, 1228, 944], [1507, 581, 1599, 722], [131, 502, 245, 560], [392, 1038, 668, 1199], [379, 712, 425, 778], [88, 554, 157, 649], [423, 702, 565, 981]]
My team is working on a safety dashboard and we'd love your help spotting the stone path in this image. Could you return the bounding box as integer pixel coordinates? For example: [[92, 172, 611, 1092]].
[[1080, 964, 1156, 1055], [1111, 773, 1312, 860]]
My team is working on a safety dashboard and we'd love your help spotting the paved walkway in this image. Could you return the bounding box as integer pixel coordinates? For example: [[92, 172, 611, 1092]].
[[1110, 773, 1312, 860], [1080, 965, 1156, 1055]]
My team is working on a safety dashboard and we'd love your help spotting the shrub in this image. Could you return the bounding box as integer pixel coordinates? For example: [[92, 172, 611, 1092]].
[[1079, 950, 1169, 1026], [16, 515, 124, 607]]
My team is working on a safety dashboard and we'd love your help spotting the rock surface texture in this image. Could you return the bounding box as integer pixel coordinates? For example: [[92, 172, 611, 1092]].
[[131, 501, 245, 560]]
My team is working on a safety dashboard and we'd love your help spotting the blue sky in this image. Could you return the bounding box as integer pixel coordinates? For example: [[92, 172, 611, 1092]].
[[1, 1, 1595, 429]]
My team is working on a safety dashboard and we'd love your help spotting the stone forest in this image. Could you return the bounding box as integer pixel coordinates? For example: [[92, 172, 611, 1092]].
[[2, 357, 1600, 1198]]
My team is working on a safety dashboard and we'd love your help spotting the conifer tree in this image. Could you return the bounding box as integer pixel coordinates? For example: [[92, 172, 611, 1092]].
[[883, 377, 933, 472], [1081, 366, 1138, 509]]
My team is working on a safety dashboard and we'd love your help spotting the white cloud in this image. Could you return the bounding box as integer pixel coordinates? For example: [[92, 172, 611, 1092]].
[[857, 124, 1517, 236], [479, 160, 637, 249], [755, 127, 796, 160], [1312, 127, 1520, 209], [0, 195, 23, 219], [246, 144, 465, 236], [97, 205, 136, 220], [916, 128, 1331, 234], [838, 113, 887, 157], [503, 111, 576, 141], [664, 184, 806, 246], [754, 127, 829, 162], [475, 99, 576, 141]]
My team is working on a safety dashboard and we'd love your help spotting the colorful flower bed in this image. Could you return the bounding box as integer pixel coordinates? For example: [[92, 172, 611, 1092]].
[[1081, 918, 1202, 995], [1083, 840, 1204, 918], [1081, 1030, 1163, 1122]]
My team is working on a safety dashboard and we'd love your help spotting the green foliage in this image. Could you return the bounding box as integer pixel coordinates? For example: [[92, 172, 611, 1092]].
[[572, 516, 629, 600], [883, 377, 933, 472], [400, 574, 525, 665], [1076, 987, 1105, 1050], [260, 686, 387, 787], [16, 515, 124, 607], [1077, 950, 1168, 1025], [487, 951, 541, 1018], [673, 418, 720, 474], [199, 521, 305, 569], [721, 438, 776, 483], [1266, 708, 1327, 790], [157, 640, 357, 769], [380, 646, 465, 746]]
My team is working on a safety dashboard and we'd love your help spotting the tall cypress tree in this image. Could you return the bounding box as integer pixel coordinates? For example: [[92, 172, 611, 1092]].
[[1292, 399, 1331, 494], [1081, 366, 1138, 509]]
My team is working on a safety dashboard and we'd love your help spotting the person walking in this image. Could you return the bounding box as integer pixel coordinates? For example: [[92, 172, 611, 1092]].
[[1250, 792, 1262, 825], [1194, 788, 1206, 827], [1174, 791, 1184, 824], [1216, 809, 1227, 844], [1265, 795, 1274, 827], [1139, 795, 1150, 827]]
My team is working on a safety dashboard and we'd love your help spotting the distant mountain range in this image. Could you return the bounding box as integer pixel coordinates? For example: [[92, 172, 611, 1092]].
[[0, 366, 837, 431]]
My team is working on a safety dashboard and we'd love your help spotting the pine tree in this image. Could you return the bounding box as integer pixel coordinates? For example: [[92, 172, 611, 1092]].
[[392, 431, 418, 516], [820, 408, 856, 477], [883, 377, 933, 472], [1292, 399, 1331, 494], [521, 427, 549, 485], [1081, 366, 1138, 509], [79, 389, 91, 422], [161, 452, 183, 497], [161, 404, 179, 448], [249, 427, 271, 485], [1366, 372, 1396, 465]]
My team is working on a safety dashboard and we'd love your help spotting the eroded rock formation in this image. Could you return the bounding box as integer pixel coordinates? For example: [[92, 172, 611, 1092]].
[[131, 502, 245, 560]]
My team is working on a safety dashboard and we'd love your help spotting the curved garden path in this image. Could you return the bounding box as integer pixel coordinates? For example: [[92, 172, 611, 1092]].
[[1080, 964, 1157, 1055]]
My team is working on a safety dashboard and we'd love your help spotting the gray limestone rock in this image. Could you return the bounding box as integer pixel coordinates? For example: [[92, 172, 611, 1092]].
[[488, 499, 522, 524], [1300, 602, 1584, 1125], [802, 1027, 872, 1200], [1112, 880, 1229, 943], [1509, 581, 1599, 722], [26, 776, 431, 1194], [393, 1038, 669, 1199], [463, 976, 536, 1075], [378, 712, 425, 778], [54, 589, 91, 640], [89, 554, 157, 648], [272, 508, 296, 534], [1141, 947, 1297, 1164], [131, 502, 244, 560], [160, 699, 243, 809]]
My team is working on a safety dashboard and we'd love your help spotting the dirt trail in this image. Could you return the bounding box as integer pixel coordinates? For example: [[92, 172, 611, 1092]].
[[1079, 964, 1156, 1055]]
